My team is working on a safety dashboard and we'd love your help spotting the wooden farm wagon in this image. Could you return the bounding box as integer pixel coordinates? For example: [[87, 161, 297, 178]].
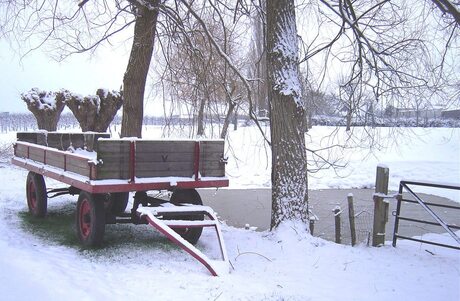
[[12, 132, 229, 275]]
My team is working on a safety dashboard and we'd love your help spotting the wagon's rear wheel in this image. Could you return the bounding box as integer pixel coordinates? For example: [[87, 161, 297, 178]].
[[26, 172, 47, 217], [76, 191, 105, 247], [168, 189, 204, 245], [108, 192, 130, 215]]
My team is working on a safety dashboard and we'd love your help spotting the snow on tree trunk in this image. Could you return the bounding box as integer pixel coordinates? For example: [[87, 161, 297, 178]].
[[93, 89, 123, 132], [21, 88, 65, 131], [266, 0, 309, 229], [64, 89, 123, 132], [121, 2, 160, 138], [63, 91, 99, 132]]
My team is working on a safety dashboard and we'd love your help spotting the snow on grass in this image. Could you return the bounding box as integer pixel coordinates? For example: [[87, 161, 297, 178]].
[[0, 126, 459, 300]]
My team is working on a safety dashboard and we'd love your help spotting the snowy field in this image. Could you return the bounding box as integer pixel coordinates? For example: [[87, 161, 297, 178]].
[[0, 125, 459, 300]]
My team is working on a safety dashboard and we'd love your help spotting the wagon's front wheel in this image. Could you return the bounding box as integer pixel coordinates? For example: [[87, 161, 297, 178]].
[[76, 191, 105, 247], [169, 189, 204, 245], [26, 172, 47, 217]]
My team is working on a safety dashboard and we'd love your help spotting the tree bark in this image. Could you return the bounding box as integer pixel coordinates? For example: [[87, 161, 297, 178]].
[[94, 89, 124, 132], [65, 89, 123, 132], [64, 92, 98, 132], [21, 89, 65, 131], [254, 0, 268, 117], [197, 97, 206, 136], [267, 0, 309, 229], [220, 99, 236, 139], [121, 2, 160, 138]]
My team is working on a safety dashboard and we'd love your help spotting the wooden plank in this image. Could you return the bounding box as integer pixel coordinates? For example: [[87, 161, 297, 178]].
[[96, 153, 134, 162], [136, 140, 195, 153], [47, 133, 72, 150], [200, 140, 224, 153], [29, 148, 45, 163], [97, 140, 131, 152], [45, 152, 65, 169], [135, 141, 195, 179], [135, 152, 195, 163], [199, 152, 223, 162], [15, 144, 29, 158], [66, 157, 92, 170], [84, 133, 110, 151], [96, 140, 131, 180], [200, 141, 225, 177], [200, 168, 225, 177], [96, 170, 129, 180], [69, 134, 85, 149], [136, 161, 194, 172], [200, 161, 224, 170], [66, 165, 91, 177], [17, 132, 47, 145], [136, 170, 195, 178]]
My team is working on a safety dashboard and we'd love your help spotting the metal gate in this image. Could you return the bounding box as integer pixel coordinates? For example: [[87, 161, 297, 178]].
[[392, 180, 460, 250]]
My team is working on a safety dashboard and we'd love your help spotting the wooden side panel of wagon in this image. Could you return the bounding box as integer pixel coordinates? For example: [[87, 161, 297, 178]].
[[135, 140, 196, 178], [200, 140, 225, 177], [96, 139, 131, 180]]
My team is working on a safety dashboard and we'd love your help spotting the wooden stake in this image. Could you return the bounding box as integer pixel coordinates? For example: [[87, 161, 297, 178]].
[[334, 206, 342, 244], [372, 165, 390, 247], [348, 194, 357, 246]]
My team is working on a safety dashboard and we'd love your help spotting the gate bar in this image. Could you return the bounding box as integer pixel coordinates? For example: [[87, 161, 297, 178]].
[[401, 183, 460, 244]]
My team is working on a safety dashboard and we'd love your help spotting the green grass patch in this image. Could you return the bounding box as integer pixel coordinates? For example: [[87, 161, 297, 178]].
[[18, 204, 78, 247], [18, 203, 179, 256]]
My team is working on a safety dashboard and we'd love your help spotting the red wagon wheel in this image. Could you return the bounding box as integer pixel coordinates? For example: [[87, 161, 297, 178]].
[[108, 192, 130, 215], [169, 189, 204, 245], [76, 191, 105, 247], [26, 172, 47, 217]]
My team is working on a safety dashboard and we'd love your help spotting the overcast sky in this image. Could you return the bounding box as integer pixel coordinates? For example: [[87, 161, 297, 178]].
[[0, 40, 128, 113]]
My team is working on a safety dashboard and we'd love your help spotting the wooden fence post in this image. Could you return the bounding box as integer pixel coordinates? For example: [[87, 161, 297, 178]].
[[334, 206, 342, 244], [347, 194, 357, 246], [372, 165, 390, 247]]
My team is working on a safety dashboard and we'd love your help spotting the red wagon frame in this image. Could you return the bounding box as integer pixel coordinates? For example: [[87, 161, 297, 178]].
[[12, 135, 230, 276]]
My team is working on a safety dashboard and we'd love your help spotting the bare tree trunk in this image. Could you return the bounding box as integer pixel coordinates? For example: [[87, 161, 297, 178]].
[[346, 108, 352, 131], [254, 0, 268, 117], [197, 97, 206, 136], [121, 3, 159, 138], [267, 0, 309, 229], [220, 99, 236, 139]]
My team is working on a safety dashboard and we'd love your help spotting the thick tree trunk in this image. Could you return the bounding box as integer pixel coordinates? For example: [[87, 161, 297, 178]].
[[21, 89, 65, 131], [267, 0, 309, 229], [64, 92, 98, 132], [121, 3, 159, 138], [65, 89, 123, 132], [94, 89, 124, 132]]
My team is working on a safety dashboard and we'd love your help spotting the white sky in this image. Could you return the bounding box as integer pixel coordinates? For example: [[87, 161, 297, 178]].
[[0, 40, 128, 113]]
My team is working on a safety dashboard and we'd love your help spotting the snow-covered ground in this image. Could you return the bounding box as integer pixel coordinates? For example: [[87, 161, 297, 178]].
[[0, 126, 459, 300]]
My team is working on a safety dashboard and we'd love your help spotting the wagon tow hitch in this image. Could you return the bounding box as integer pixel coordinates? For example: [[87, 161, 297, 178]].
[[137, 204, 230, 276], [47, 186, 80, 199]]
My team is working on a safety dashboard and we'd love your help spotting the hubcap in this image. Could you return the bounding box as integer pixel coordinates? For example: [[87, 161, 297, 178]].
[[79, 199, 91, 239], [28, 181, 37, 210]]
